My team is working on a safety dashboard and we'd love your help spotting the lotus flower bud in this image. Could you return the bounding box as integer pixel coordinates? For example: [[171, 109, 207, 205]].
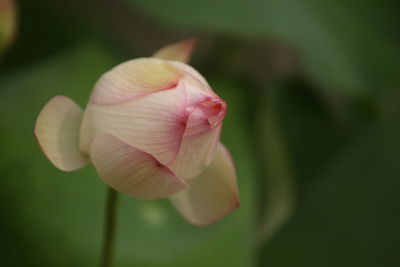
[[34, 40, 240, 225]]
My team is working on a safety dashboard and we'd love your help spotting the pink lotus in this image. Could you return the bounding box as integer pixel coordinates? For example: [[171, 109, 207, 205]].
[[34, 40, 240, 226]]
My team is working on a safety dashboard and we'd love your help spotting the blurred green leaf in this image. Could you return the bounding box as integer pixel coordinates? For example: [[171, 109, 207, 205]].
[[0, 44, 256, 266], [253, 79, 356, 247], [255, 85, 295, 244], [259, 121, 400, 267], [271, 81, 357, 188], [129, 0, 400, 96]]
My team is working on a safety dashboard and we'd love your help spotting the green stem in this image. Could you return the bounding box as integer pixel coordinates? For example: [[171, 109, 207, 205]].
[[101, 187, 119, 267]]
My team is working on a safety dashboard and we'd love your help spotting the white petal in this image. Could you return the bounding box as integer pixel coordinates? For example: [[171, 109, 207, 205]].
[[168, 60, 209, 87], [34, 96, 88, 171], [169, 124, 221, 181], [90, 58, 183, 104], [170, 143, 240, 226], [80, 81, 187, 165], [152, 39, 197, 63], [168, 61, 220, 103], [90, 134, 187, 200]]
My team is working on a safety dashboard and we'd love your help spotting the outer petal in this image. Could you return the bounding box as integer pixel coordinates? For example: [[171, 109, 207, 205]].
[[34, 96, 88, 171], [90, 58, 183, 104], [152, 39, 197, 63], [169, 124, 221, 181], [90, 134, 187, 200], [79, 81, 187, 165], [168, 60, 209, 87], [170, 143, 240, 226], [169, 61, 222, 103]]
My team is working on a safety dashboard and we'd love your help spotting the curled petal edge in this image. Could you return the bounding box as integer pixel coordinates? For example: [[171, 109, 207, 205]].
[[170, 142, 240, 226], [34, 95, 88, 171], [169, 124, 222, 181], [90, 58, 183, 105], [90, 134, 188, 200]]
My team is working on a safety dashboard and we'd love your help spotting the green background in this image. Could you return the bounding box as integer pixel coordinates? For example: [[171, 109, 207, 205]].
[[0, 0, 399, 266]]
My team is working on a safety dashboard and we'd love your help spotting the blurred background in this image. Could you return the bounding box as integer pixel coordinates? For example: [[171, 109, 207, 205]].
[[1, 0, 400, 266]]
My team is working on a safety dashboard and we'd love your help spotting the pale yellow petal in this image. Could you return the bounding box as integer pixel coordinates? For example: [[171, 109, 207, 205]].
[[90, 58, 183, 104], [170, 143, 239, 226], [152, 39, 197, 63], [34, 96, 88, 171]]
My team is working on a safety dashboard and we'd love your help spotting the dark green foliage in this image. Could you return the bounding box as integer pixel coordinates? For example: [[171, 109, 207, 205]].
[[1, 0, 399, 266]]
